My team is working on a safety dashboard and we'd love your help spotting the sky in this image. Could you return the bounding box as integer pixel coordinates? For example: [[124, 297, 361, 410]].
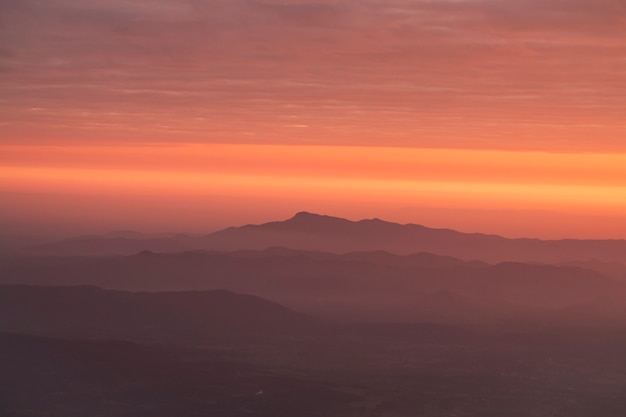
[[1, 0, 626, 239]]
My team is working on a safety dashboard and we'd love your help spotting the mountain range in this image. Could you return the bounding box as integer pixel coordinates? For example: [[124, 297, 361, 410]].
[[5, 213, 626, 416], [4, 247, 625, 324], [22, 212, 626, 264]]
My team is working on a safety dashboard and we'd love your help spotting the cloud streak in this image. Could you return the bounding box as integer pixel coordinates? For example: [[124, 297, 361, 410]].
[[1, 0, 625, 149]]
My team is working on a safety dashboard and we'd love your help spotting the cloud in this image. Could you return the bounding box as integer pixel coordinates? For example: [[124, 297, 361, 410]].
[[0, 0, 624, 150]]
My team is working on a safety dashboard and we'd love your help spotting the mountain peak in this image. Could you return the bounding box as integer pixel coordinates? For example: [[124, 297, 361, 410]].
[[289, 212, 345, 222], [292, 211, 318, 219]]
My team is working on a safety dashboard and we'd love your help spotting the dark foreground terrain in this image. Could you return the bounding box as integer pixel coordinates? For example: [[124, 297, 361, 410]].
[[2, 286, 626, 416]]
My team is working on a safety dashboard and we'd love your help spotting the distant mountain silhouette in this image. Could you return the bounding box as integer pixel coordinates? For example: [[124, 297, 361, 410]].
[[0, 285, 313, 343], [227, 247, 488, 269], [23, 212, 626, 263], [198, 212, 626, 263], [25, 235, 193, 256]]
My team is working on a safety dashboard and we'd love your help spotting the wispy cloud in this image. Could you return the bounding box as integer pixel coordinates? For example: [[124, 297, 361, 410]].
[[1, 0, 624, 149]]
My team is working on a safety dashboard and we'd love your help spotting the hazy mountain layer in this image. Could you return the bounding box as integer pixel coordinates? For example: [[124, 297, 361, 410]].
[[24, 212, 626, 263], [3, 249, 625, 324]]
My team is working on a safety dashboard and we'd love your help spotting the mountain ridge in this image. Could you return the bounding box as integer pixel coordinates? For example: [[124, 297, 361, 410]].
[[4, 248, 625, 323], [0, 285, 314, 342], [22, 212, 626, 263]]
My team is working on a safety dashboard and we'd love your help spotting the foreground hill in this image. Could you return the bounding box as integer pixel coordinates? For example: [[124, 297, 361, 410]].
[[24, 212, 626, 263], [3, 316, 626, 417], [0, 332, 355, 417], [0, 285, 313, 343]]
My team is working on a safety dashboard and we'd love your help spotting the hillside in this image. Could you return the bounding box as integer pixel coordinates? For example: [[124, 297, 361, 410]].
[[0, 285, 313, 343]]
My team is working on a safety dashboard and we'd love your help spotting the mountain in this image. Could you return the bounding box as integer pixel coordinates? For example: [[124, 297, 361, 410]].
[[3, 249, 624, 323], [198, 212, 626, 263], [560, 260, 626, 281], [23, 212, 626, 263], [0, 285, 313, 343]]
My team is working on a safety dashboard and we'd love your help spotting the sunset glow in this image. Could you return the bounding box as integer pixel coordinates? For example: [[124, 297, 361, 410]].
[[1, 0, 626, 239], [3, 144, 626, 238]]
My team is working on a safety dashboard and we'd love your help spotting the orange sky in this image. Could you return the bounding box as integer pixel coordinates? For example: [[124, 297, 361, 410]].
[[1, 1, 626, 238], [3, 144, 626, 239]]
